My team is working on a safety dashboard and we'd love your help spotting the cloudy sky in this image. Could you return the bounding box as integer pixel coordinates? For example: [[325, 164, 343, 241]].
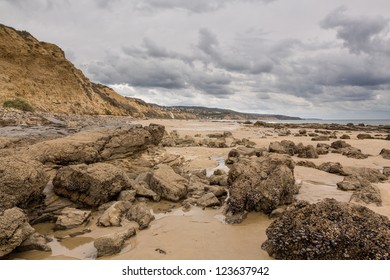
[[1, 0, 390, 119]]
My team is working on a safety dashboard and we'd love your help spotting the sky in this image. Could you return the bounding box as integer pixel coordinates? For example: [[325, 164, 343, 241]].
[[1, 0, 390, 119]]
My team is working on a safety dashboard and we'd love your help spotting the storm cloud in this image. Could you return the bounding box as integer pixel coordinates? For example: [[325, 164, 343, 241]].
[[0, 0, 389, 119]]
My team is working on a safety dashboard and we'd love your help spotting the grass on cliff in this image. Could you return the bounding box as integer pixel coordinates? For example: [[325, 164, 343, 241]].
[[3, 98, 34, 112]]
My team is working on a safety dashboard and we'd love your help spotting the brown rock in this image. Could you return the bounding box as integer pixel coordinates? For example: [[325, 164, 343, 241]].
[[262, 199, 390, 259], [149, 164, 188, 202], [226, 154, 297, 217], [94, 227, 136, 257], [53, 163, 131, 207], [0, 156, 49, 210], [0, 207, 35, 257], [318, 162, 347, 176], [126, 202, 154, 230], [55, 207, 91, 230], [197, 193, 220, 207], [380, 148, 390, 159]]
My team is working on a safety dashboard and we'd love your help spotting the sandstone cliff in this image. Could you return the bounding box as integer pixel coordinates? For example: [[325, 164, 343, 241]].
[[0, 23, 186, 117]]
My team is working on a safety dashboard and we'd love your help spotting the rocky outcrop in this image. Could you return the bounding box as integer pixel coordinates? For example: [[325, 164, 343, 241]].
[[149, 164, 188, 202], [0, 156, 49, 210], [26, 124, 165, 165], [0, 208, 35, 257], [331, 140, 351, 149], [53, 163, 131, 207], [226, 154, 297, 218], [262, 199, 390, 259], [126, 203, 154, 230], [380, 148, 390, 159], [94, 227, 136, 257], [54, 207, 91, 230]]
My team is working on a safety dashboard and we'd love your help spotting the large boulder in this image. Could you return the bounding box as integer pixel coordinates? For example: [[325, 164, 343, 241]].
[[53, 163, 131, 207], [149, 164, 188, 202], [94, 227, 136, 257], [226, 154, 297, 217], [350, 184, 382, 206], [262, 199, 390, 259], [0, 208, 35, 257], [25, 124, 165, 165], [0, 156, 49, 210]]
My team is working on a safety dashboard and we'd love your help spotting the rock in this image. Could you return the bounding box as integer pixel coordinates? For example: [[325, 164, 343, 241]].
[[15, 232, 51, 252], [196, 193, 220, 207], [343, 167, 387, 183], [269, 207, 285, 219], [223, 131, 233, 138], [226, 154, 297, 217], [341, 147, 368, 159], [331, 140, 351, 149], [337, 176, 371, 191], [262, 199, 390, 259], [357, 133, 373, 140], [316, 143, 330, 155], [0, 208, 35, 257], [118, 190, 136, 202], [53, 163, 131, 207], [94, 227, 136, 257], [126, 202, 154, 230], [296, 160, 317, 169], [207, 133, 225, 138], [213, 169, 226, 176], [269, 140, 296, 156], [149, 164, 188, 202], [299, 129, 307, 135], [0, 156, 49, 210], [200, 138, 228, 148], [98, 201, 131, 227], [204, 185, 227, 197], [55, 207, 91, 230], [380, 148, 390, 159], [311, 136, 329, 141], [131, 175, 161, 201], [297, 144, 318, 159], [25, 124, 165, 164], [340, 134, 351, 139], [209, 174, 228, 186], [224, 210, 248, 224], [350, 184, 382, 206], [386, 134, 390, 141], [384, 167, 390, 177], [318, 162, 347, 176]]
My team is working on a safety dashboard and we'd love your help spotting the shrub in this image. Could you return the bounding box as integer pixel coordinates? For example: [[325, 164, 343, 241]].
[[104, 108, 113, 115], [3, 98, 34, 112]]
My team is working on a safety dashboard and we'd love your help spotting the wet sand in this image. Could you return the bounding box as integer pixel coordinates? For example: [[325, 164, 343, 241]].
[[10, 119, 390, 260]]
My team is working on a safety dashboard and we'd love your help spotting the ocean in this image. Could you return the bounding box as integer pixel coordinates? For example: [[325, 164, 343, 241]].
[[263, 119, 390, 126]]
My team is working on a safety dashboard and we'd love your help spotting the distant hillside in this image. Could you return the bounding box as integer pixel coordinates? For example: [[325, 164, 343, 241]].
[[159, 106, 301, 120], [0, 23, 185, 118]]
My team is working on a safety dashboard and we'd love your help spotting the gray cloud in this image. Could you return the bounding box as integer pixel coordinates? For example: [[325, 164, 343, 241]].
[[134, 0, 275, 13], [320, 7, 390, 54]]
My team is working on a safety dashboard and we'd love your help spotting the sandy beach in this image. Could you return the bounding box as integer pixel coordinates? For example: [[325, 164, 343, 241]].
[[4, 118, 389, 260]]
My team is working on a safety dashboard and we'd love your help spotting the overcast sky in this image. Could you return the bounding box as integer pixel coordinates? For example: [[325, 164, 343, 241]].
[[1, 0, 390, 119]]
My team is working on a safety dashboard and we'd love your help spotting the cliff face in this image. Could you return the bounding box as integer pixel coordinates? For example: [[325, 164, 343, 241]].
[[0, 24, 178, 117]]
